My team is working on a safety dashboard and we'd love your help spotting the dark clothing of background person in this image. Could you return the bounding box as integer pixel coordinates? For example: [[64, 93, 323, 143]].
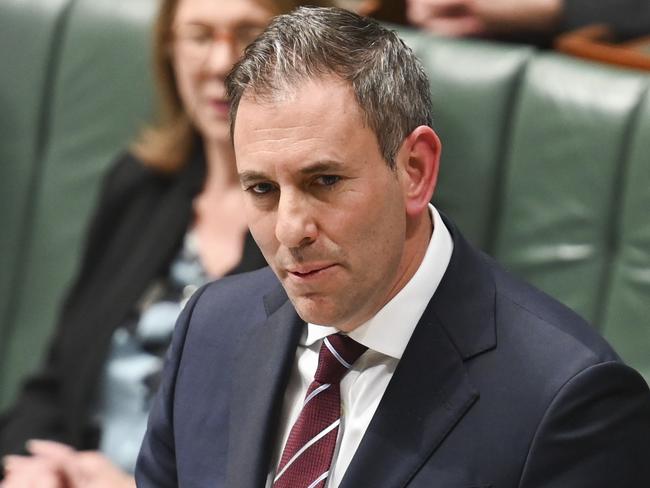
[[498, 0, 650, 46], [0, 150, 266, 459], [401, 0, 650, 46], [564, 0, 650, 41]]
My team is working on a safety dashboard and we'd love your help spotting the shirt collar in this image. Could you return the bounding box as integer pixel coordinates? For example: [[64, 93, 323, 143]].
[[302, 205, 453, 359]]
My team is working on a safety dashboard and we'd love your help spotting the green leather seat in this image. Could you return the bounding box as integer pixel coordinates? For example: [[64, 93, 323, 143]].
[[0, 0, 157, 409], [404, 32, 533, 247], [0, 0, 71, 384], [0, 0, 68, 366], [601, 90, 650, 380], [492, 55, 648, 324]]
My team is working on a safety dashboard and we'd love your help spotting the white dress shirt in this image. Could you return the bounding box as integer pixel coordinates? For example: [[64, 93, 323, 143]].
[[267, 205, 453, 488]]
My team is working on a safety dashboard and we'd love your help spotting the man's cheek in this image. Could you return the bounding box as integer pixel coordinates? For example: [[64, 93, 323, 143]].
[[250, 225, 280, 261]]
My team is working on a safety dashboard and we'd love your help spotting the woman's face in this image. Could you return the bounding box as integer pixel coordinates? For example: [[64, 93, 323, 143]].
[[171, 0, 275, 144]]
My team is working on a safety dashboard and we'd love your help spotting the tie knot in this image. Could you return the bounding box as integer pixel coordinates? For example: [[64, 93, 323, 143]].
[[314, 333, 367, 384]]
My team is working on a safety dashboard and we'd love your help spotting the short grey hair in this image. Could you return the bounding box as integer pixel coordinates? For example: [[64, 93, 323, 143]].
[[226, 6, 433, 168]]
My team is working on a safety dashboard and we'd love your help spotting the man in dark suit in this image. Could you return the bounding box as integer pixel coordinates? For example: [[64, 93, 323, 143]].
[[136, 6, 650, 487]]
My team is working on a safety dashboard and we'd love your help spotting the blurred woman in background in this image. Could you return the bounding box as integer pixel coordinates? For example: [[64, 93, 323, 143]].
[[0, 0, 331, 486]]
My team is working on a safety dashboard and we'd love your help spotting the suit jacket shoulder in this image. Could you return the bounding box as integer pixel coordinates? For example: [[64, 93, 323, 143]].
[[137, 266, 289, 487], [137, 219, 650, 488]]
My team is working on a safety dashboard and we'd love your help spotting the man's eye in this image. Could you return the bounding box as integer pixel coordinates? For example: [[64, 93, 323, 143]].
[[248, 182, 274, 195], [316, 175, 340, 187]]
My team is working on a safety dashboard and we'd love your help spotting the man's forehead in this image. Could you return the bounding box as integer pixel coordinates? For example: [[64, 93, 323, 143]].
[[238, 76, 357, 116], [233, 77, 364, 142], [240, 74, 351, 102]]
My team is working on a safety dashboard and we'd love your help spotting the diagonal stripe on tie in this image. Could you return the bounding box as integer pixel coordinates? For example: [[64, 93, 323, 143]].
[[273, 419, 340, 483], [273, 333, 367, 488], [323, 337, 352, 369], [307, 470, 331, 488], [303, 383, 331, 408]]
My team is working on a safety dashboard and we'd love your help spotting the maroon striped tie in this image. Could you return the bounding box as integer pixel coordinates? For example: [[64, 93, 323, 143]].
[[273, 333, 367, 488]]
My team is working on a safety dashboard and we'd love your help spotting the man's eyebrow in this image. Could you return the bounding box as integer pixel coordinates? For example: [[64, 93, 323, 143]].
[[239, 161, 345, 184], [238, 170, 268, 185], [300, 160, 345, 175]]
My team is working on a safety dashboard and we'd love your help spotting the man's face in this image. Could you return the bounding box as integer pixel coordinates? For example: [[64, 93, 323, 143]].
[[235, 77, 416, 331]]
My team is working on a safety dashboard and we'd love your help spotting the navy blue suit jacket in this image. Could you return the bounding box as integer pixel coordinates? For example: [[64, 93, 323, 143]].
[[136, 220, 650, 487]]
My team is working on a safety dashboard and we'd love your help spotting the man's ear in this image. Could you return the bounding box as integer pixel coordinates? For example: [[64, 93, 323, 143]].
[[397, 125, 442, 217]]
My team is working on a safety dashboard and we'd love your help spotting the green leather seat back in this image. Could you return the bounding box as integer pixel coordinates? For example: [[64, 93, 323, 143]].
[[601, 89, 650, 380], [0, 0, 71, 372], [493, 55, 648, 324], [0, 0, 157, 409], [399, 30, 533, 247]]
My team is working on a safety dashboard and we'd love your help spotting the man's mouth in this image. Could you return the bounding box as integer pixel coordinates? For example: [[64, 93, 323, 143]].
[[287, 263, 337, 278]]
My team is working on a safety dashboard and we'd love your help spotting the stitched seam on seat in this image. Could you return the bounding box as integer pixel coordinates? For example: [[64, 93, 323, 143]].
[[486, 49, 534, 255], [0, 0, 76, 396], [592, 83, 650, 329]]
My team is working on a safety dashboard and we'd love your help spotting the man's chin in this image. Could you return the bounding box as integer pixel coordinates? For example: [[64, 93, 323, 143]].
[[288, 294, 341, 327], [287, 294, 363, 332]]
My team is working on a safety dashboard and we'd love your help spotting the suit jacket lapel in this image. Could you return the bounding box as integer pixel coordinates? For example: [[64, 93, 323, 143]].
[[340, 301, 479, 488], [226, 287, 304, 488], [341, 221, 496, 488]]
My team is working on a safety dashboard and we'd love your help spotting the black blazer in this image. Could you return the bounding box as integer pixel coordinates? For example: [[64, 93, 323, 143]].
[[137, 217, 650, 487], [0, 150, 266, 457]]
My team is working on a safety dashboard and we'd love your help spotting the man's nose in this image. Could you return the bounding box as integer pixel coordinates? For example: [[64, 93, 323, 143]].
[[275, 192, 318, 249]]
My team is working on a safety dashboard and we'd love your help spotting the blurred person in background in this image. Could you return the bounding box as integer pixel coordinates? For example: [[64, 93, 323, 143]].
[[0, 0, 331, 486], [406, 0, 650, 46]]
